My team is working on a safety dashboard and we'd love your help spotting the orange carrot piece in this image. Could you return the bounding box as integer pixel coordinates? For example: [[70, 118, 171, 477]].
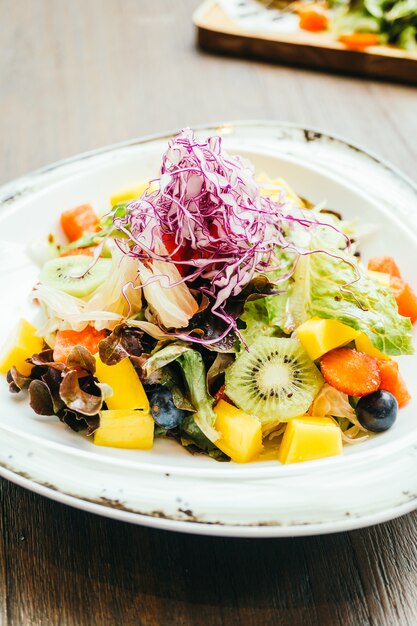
[[367, 256, 401, 278], [60, 246, 97, 257], [299, 10, 328, 32], [339, 33, 379, 51], [60, 204, 100, 242], [390, 277, 417, 323], [378, 359, 411, 408], [320, 348, 380, 397], [53, 327, 107, 363]]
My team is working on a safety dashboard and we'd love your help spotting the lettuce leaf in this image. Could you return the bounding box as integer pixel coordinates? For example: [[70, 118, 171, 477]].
[[144, 343, 218, 442], [238, 247, 295, 346], [177, 350, 218, 442], [290, 251, 413, 356], [10, 348, 103, 434], [331, 0, 417, 50], [180, 415, 229, 462], [240, 295, 289, 347], [206, 353, 234, 393]]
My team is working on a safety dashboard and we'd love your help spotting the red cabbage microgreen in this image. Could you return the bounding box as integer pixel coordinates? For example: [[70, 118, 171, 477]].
[[115, 128, 350, 344]]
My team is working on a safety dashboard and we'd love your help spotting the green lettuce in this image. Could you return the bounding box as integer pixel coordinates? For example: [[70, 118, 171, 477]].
[[240, 295, 289, 347], [145, 343, 218, 442], [290, 251, 413, 356], [239, 248, 295, 346], [176, 350, 218, 442], [180, 415, 229, 462], [330, 0, 417, 50]]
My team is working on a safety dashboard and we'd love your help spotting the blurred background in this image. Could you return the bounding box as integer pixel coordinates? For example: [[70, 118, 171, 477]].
[[1, 0, 416, 186]]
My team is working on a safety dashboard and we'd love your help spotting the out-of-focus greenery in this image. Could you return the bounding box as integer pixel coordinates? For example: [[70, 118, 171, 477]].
[[330, 0, 417, 49], [256, 0, 417, 49]]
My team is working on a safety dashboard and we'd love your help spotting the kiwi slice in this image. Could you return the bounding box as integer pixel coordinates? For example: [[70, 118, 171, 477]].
[[40, 255, 112, 298], [225, 337, 324, 423]]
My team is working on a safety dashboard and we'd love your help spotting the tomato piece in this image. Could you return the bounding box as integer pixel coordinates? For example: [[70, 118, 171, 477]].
[[214, 384, 233, 405], [161, 233, 191, 276]]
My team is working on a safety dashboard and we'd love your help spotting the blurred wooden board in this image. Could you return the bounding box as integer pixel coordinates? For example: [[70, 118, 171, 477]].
[[194, 1, 417, 85]]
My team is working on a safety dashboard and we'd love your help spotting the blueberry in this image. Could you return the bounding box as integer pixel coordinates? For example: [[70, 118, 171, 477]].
[[355, 390, 398, 433], [148, 386, 187, 429]]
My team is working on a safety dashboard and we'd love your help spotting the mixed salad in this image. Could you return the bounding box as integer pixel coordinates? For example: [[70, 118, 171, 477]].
[[1, 128, 415, 464], [272, 0, 417, 51]]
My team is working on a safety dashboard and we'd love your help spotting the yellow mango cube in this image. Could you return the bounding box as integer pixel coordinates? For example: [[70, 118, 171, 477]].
[[94, 409, 154, 449], [278, 416, 342, 464], [355, 332, 390, 361], [296, 317, 359, 361], [366, 270, 391, 287], [258, 175, 304, 206], [94, 355, 149, 411], [0, 319, 44, 376], [110, 181, 150, 206], [214, 400, 262, 463]]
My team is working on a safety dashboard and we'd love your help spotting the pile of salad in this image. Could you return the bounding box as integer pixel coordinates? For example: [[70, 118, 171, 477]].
[[277, 0, 417, 51], [1, 128, 416, 464]]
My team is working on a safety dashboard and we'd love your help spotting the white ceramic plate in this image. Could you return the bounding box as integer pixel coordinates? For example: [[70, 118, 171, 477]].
[[1, 121, 417, 537]]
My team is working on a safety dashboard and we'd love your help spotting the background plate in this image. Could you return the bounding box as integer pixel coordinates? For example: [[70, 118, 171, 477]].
[[1, 121, 417, 537], [194, 1, 417, 86]]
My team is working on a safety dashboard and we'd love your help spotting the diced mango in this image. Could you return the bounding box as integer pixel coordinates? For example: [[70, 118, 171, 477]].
[[366, 270, 391, 287], [278, 416, 342, 464], [0, 319, 44, 376], [258, 175, 304, 206], [355, 332, 390, 361], [110, 181, 150, 206], [94, 409, 154, 449], [296, 317, 359, 361], [214, 399, 262, 463], [94, 355, 149, 411]]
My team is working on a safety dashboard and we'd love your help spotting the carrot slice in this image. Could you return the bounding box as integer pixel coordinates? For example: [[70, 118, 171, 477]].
[[53, 327, 107, 363], [60, 204, 100, 242], [378, 359, 411, 408], [60, 246, 97, 257], [390, 277, 417, 323], [367, 256, 401, 278], [320, 348, 380, 397], [299, 10, 328, 32], [339, 33, 379, 51]]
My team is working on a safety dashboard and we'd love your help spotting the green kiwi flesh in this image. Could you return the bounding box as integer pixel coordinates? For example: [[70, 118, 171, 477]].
[[225, 337, 324, 423], [40, 255, 112, 298]]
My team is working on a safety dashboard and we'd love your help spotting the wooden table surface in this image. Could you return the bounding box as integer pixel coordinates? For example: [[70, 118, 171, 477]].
[[1, 1, 417, 624]]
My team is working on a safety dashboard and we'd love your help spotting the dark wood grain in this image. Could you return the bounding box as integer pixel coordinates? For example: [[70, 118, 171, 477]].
[[0, 482, 7, 625], [1, 1, 417, 624], [2, 479, 417, 626]]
